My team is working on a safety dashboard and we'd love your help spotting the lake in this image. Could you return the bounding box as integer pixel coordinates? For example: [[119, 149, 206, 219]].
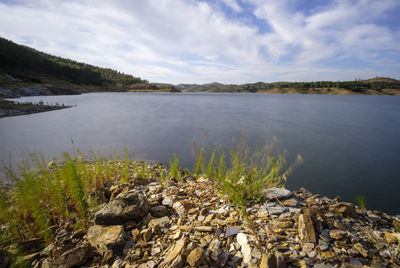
[[1, 92, 399, 214]]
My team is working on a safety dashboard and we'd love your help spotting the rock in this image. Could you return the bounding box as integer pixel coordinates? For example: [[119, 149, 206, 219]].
[[319, 239, 329, 251], [226, 226, 240, 237], [353, 243, 368, 258], [302, 242, 314, 252], [173, 202, 186, 216], [187, 247, 205, 267], [384, 232, 400, 244], [151, 246, 161, 256], [87, 225, 126, 255], [298, 209, 317, 243], [282, 198, 298, 207], [149, 216, 170, 228], [320, 251, 335, 258], [169, 254, 185, 268], [131, 229, 140, 242], [150, 205, 169, 217], [251, 248, 262, 259], [236, 233, 252, 264], [329, 229, 345, 240], [237, 233, 248, 246], [52, 246, 93, 267], [162, 196, 174, 207], [262, 187, 292, 200], [159, 237, 186, 267], [242, 244, 252, 264], [193, 226, 214, 232], [314, 264, 336, 268], [268, 205, 286, 215], [142, 228, 152, 242], [260, 253, 276, 268], [329, 202, 356, 218], [95, 190, 149, 225]]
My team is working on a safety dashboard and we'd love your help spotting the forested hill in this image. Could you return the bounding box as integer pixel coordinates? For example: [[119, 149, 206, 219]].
[[178, 78, 400, 95], [0, 37, 146, 88]]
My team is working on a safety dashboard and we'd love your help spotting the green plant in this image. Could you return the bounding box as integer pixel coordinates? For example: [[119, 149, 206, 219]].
[[355, 196, 367, 209], [193, 145, 205, 178], [168, 154, 180, 179], [192, 135, 302, 208]]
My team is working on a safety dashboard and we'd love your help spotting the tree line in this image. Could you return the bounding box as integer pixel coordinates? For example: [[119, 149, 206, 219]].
[[0, 37, 146, 86]]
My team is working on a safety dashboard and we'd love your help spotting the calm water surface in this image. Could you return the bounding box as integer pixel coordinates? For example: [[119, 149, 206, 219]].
[[1, 92, 399, 214]]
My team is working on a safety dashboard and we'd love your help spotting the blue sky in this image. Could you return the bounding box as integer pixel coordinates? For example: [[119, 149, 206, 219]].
[[0, 0, 399, 84]]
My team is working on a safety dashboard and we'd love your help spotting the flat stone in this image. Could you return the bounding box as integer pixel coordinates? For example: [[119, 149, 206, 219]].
[[187, 247, 205, 267], [314, 264, 336, 268], [268, 206, 286, 215], [321, 251, 335, 258], [162, 196, 174, 207], [193, 226, 214, 232], [384, 232, 400, 244], [131, 229, 140, 242], [226, 226, 240, 237], [151, 246, 161, 256], [172, 202, 186, 216], [251, 248, 262, 259], [330, 229, 345, 240], [159, 237, 186, 267], [142, 228, 152, 242], [149, 216, 170, 228], [150, 205, 169, 218], [353, 243, 368, 258], [87, 225, 126, 255], [262, 187, 292, 200], [319, 239, 329, 251], [282, 198, 298, 207], [302, 242, 314, 252]]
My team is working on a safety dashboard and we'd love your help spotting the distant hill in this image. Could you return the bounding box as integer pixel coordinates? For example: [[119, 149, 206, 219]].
[[178, 79, 400, 95], [0, 37, 150, 92], [361, 77, 400, 83]]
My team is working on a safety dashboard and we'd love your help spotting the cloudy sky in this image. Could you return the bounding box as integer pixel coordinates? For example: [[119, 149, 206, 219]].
[[1, 0, 400, 84]]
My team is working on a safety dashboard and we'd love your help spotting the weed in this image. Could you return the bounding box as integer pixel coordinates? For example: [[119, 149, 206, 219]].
[[192, 134, 302, 208], [168, 154, 180, 179], [356, 196, 367, 209]]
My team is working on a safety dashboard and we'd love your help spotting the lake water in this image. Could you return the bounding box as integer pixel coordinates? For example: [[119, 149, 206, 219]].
[[1, 92, 399, 214]]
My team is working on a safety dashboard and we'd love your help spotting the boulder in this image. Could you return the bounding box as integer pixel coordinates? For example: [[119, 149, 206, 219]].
[[87, 225, 126, 255], [95, 190, 149, 225]]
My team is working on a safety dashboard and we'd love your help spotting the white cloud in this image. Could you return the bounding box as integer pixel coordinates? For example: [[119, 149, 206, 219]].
[[220, 0, 243, 12], [0, 0, 399, 83]]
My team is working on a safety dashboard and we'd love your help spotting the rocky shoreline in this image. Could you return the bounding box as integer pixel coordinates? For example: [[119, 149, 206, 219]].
[[0, 99, 71, 118], [14, 165, 400, 268]]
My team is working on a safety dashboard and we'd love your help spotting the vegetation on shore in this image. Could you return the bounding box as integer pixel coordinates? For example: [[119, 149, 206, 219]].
[[0, 137, 300, 260]]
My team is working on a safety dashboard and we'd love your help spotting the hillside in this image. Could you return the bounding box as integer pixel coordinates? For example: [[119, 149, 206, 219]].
[[0, 37, 171, 93], [180, 80, 400, 95]]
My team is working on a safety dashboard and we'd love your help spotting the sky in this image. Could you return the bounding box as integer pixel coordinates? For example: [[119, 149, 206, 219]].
[[0, 0, 400, 84]]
